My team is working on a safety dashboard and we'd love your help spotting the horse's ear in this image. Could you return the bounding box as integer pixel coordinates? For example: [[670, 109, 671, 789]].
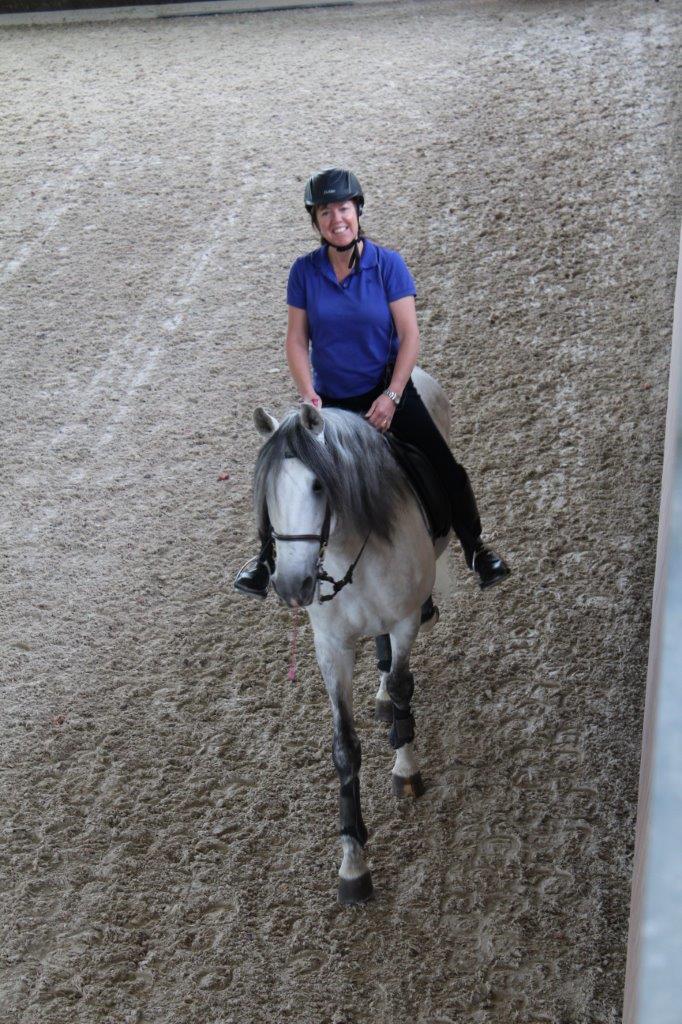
[[254, 407, 279, 437], [300, 402, 324, 436]]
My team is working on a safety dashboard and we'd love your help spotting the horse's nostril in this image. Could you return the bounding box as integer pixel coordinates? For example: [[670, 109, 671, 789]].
[[301, 576, 315, 603]]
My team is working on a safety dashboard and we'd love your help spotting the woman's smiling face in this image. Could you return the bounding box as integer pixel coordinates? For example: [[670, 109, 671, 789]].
[[315, 199, 359, 246]]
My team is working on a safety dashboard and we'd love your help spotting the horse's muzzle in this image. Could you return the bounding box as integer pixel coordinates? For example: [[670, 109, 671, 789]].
[[272, 572, 317, 608]]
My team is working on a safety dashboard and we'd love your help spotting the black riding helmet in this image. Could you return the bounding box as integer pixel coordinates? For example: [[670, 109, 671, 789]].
[[304, 167, 365, 216], [305, 168, 365, 269]]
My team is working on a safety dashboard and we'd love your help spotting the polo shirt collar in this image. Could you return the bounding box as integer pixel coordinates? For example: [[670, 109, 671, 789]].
[[314, 238, 378, 282]]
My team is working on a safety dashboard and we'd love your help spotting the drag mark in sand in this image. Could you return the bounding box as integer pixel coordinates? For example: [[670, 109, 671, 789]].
[[0, 152, 103, 287]]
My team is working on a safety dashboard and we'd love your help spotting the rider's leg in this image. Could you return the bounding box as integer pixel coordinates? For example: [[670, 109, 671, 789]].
[[390, 379, 510, 589]]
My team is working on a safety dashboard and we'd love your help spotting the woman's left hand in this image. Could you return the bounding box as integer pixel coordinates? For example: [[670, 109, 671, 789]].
[[365, 393, 396, 433]]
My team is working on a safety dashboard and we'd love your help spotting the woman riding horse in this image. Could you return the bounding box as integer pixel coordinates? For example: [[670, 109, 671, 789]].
[[234, 167, 510, 597]]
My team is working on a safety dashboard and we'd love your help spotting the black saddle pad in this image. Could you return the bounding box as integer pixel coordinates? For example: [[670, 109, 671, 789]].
[[387, 436, 451, 541]]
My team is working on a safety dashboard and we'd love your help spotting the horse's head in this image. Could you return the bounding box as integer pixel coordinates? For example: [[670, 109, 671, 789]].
[[254, 403, 328, 608]]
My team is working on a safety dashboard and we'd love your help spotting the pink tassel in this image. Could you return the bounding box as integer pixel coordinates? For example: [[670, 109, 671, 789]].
[[288, 607, 300, 682]]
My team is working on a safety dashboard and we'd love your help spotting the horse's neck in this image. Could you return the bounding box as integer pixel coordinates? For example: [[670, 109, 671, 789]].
[[326, 523, 366, 561], [324, 495, 416, 564]]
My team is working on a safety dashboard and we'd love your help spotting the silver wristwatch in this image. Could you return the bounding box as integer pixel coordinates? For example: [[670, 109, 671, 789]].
[[383, 388, 402, 406]]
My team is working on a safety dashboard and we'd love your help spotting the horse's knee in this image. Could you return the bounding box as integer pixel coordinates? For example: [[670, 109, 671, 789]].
[[332, 722, 361, 780], [386, 666, 414, 708]]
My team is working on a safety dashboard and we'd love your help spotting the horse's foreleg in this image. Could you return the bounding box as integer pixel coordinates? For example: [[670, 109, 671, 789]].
[[374, 633, 393, 723], [314, 635, 373, 906], [387, 615, 425, 799]]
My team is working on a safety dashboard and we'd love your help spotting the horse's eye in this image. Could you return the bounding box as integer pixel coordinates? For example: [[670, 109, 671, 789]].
[[312, 479, 323, 494]]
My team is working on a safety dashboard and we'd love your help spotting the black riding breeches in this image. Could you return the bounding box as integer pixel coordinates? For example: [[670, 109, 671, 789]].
[[318, 377, 482, 565]]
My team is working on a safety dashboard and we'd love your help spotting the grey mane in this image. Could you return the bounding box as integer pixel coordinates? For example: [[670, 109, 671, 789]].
[[253, 408, 411, 543]]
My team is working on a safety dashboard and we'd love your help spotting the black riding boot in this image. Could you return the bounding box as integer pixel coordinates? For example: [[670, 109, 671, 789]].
[[234, 538, 274, 599], [452, 471, 510, 589], [470, 541, 511, 590]]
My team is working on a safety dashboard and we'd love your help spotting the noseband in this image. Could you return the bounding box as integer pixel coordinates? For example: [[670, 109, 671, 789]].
[[271, 505, 370, 603]]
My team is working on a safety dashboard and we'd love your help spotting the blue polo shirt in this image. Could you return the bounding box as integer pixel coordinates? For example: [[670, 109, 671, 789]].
[[286, 238, 417, 398]]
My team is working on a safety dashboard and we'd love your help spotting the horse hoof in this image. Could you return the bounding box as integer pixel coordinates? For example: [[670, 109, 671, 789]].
[[392, 772, 426, 799], [375, 700, 393, 724], [338, 871, 374, 906]]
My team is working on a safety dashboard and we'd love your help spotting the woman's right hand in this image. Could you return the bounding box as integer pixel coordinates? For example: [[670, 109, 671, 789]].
[[299, 392, 322, 408]]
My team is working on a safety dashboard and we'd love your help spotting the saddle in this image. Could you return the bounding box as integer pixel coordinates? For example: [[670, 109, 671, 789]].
[[386, 436, 451, 541]]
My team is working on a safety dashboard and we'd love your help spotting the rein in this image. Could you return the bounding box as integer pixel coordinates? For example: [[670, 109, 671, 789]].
[[271, 505, 370, 604], [317, 531, 371, 603]]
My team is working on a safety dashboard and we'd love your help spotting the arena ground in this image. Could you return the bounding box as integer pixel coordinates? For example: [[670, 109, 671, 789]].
[[1, 1, 681, 1021]]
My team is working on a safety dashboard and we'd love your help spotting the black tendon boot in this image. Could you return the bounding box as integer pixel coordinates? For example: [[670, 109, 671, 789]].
[[471, 541, 511, 590], [233, 539, 274, 599]]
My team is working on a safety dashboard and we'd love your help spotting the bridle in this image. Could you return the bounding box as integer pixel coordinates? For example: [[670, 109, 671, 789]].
[[271, 504, 370, 604]]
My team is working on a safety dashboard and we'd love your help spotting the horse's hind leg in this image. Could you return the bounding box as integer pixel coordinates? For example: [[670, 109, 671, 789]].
[[387, 615, 425, 799], [314, 634, 373, 906], [374, 634, 393, 723]]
